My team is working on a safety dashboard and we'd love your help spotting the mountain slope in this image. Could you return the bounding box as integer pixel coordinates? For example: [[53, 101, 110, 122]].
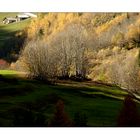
[[0, 13, 31, 61]]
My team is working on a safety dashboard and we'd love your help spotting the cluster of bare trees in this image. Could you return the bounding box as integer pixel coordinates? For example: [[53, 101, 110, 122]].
[[22, 23, 92, 81], [21, 17, 140, 97], [22, 39, 60, 81], [109, 49, 140, 95]]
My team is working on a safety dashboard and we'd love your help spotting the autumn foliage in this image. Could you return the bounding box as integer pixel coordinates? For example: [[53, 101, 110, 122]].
[[0, 59, 9, 69], [49, 100, 72, 127], [118, 95, 140, 126], [17, 13, 140, 96]]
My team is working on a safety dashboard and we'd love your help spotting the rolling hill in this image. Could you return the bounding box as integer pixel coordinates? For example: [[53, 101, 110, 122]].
[[0, 13, 140, 127], [0, 13, 139, 62], [0, 70, 129, 126]]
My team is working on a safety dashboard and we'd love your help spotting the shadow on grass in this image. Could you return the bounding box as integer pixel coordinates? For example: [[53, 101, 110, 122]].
[[0, 31, 25, 63], [53, 84, 127, 101], [0, 72, 128, 101], [0, 73, 129, 126], [0, 21, 27, 62], [0, 74, 37, 98]]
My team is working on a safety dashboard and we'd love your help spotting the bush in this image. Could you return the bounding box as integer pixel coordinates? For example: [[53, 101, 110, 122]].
[[126, 25, 140, 49], [49, 100, 72, 127], [118, 95, 140, 127], [0, 59, 9, 69], [22, 23, 92, 82], [22, 39, 59, 82]]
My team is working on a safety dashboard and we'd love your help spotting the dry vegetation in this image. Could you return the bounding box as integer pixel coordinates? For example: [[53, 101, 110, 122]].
[[11, 13, 140, 96]]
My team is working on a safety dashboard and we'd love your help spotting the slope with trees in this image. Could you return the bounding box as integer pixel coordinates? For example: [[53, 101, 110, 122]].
[[15, 13, 140, 97], [1, 13, 140, 126]]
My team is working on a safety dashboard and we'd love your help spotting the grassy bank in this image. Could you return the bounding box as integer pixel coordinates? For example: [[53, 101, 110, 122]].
[[0, 70, 132, 126], [0, 13, 30, 61]]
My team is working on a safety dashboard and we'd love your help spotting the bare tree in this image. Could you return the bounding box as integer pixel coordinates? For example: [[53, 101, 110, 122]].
[[22, 39, 59, 81], [66, 24, 90, 78], [109, 49, 140, 96], [49, 23, 92, 79], [49, 31, 74, 79], [22, 23, 93, 81]]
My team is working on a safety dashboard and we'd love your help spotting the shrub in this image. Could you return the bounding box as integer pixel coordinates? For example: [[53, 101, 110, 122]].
[[49, 100, 72, 126], [108, 48, 140, 94], [118, 95, 140, 126], [22, 23, 92, 82], [111, 32, 124, 46], [22, 39, 59, 82], [126, 24, 140, 49], [0, 59, 9, 69]]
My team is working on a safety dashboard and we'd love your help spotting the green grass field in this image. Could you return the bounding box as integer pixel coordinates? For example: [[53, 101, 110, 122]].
[[0, 16, 30, 45], [0, 13, 30, 40], [0, 70, 135, 126], [0, 70, 19, 75]]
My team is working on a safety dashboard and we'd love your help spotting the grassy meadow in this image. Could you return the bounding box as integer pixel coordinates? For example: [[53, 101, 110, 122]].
[[0, 13, 30, 41], [0, 70, 132, 126]]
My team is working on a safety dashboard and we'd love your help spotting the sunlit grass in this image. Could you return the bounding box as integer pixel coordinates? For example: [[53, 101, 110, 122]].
[[0, 70, 27, 79], [0, 13, 30, 50], [0, 70, 18, 75]]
